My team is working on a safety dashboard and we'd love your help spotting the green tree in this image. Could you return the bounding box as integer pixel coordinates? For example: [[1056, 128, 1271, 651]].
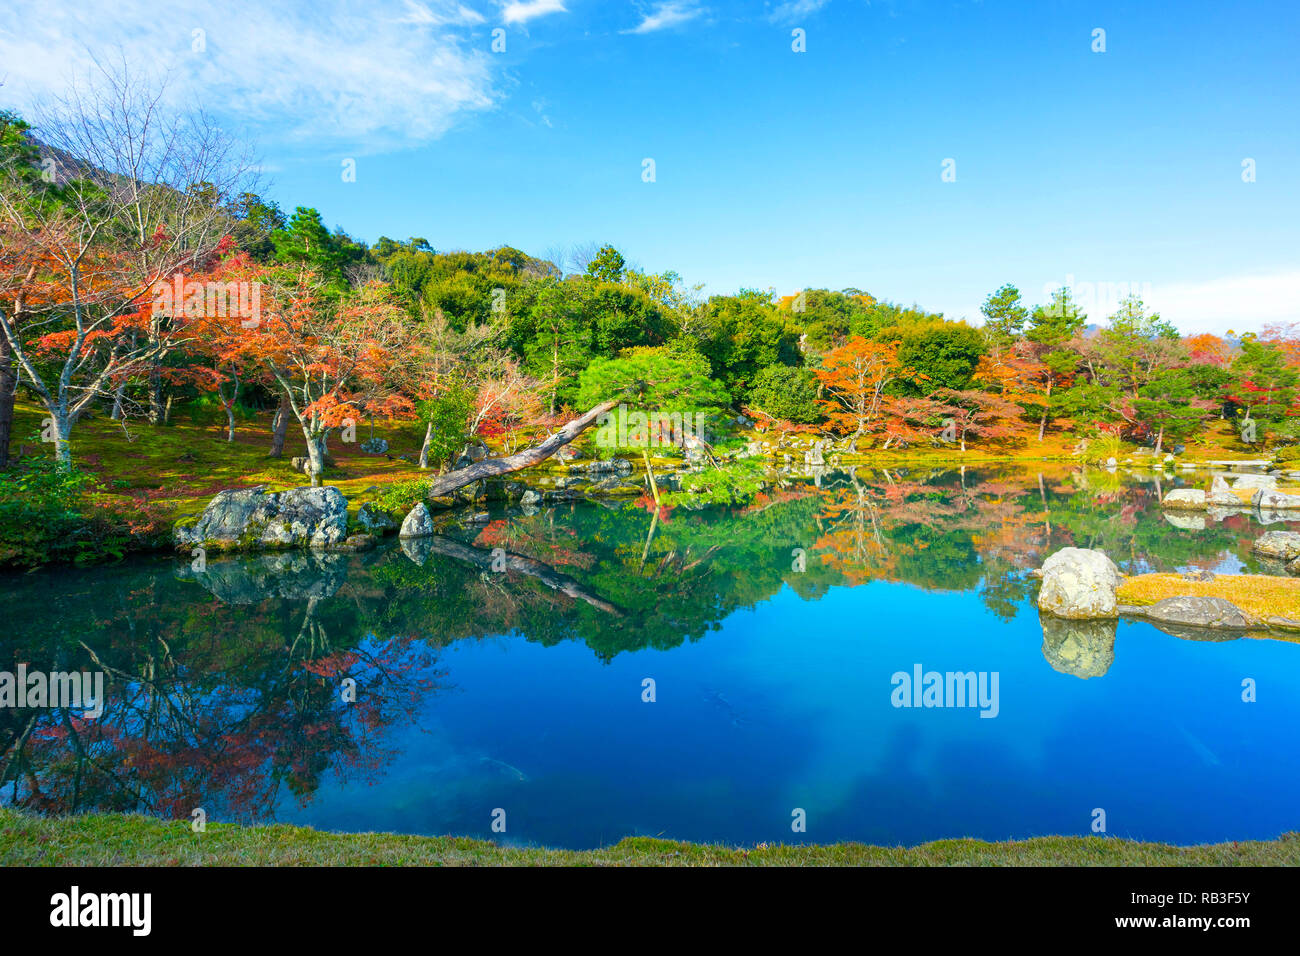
[[746, 365, 822, 424], [980, 283, 1029, 355], [1026, 287, 1087, 439], [893, 322, 986, 393], [585, 245, 626, 283], [1229, 336, 1299, 446], [229, 193, 286, 262], [696, 290, 800, 401], [1134, 369, 1211, 451]]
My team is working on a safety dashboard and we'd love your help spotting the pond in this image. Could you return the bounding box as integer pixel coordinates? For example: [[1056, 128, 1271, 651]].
[[3, 465, 1299, 849]]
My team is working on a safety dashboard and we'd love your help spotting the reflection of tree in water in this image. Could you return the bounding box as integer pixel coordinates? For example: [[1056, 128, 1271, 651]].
[[0, 559, 443, 820], [3, 466, 1278, 814]]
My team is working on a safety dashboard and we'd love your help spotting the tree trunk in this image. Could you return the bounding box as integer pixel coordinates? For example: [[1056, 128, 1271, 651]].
[[304, 428, 327, 487], [226, 405, 237, 442], [147, 364, 164, 425], [1037, 381, 1052, 442], [269, 393, 291, 457], [1154, 425, 1165, 453], [49, 407, 73, 469], [110, 381, 125, 420], [424, 398, 620, 498], [418, 419, 433, 469], [0, 327, 14, 469]]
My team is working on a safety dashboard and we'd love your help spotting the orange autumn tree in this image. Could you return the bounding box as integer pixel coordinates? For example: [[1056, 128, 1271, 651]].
[[0, 63, 251, 467], [202, 263, 413, 485], [814, 336, 913, 450], [0, 208, 196, 467], [1185, 333, 1233, 368]]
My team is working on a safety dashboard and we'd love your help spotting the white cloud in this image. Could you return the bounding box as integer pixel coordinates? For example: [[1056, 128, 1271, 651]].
[[768, 0, 831, 23], [500, 0, 567, 24], [624, 2, 705, 34], [397, 0, 485, 24], [959, 270, 1300, 336], [0, 1, 497, 151], [1146, 270, 1300, 336]]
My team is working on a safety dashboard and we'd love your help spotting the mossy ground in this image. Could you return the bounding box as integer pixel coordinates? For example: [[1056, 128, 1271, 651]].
[[7, 401, 1282, 532], [2, 810, 1296, 866], [1119, 573, 1300, 627]]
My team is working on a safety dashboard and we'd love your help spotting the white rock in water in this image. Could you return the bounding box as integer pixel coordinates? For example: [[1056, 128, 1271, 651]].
[[174, 485, 348, 550], [399, 502, 434, 538], [1234, 474, 1278, 490], [1037, 547, 1121, 620], [1161, 488, 1206, 510], [1253, 489, 1300, 511]]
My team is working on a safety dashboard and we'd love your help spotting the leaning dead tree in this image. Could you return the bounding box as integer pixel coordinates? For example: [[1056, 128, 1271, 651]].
[[424, 397, 621, 498]]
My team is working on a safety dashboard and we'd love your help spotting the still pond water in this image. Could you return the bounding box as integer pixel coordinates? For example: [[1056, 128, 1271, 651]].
[[3, 466, 1299, 849]]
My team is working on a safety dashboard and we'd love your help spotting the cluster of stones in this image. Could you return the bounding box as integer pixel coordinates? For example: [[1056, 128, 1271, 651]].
[[1162, 473, 1300, 513], [1035, 546, 1283, 634]]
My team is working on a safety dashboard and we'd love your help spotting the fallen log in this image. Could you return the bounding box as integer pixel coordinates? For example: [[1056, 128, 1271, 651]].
[[424, 535, 624, 617], [424, 398, 621, 498]]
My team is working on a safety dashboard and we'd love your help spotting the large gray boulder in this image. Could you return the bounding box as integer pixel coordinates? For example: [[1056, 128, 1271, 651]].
[[570, 458, 634, 477], [174, 486, 348, 551], [354, 502, 398, 535], [1162, 489, 1206, 510], [1207, 475, 1240, 507], [1253, 489, 1300, 510], [399, 503, 434, 538], [1037, 547, 1122, 619], [1252, 530, 1300, 561], [1135, 596, 1255, 631], [1234, 474, 1278, 491]]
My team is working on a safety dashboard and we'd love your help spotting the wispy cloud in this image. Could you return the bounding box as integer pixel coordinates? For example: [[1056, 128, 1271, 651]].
[[767, 0, 831, 23], [500, 0, 567, 25], [624, 2, 705, 34], [0, 1, 497, 151], [397, 0, 485, 24], [1146, 270, 1300, 336]]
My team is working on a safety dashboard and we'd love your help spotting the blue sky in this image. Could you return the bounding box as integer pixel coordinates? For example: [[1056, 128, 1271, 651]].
[[2, 0, 1297, 332]]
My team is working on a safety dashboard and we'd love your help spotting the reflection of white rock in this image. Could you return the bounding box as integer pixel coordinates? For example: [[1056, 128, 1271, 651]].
[[1258, 509, 1292, 525], [1162, 489, 1205, 510], [1252, 530, 1300, 561], [399, 536, 433, 566], [1037, 547, 1121, 619], [1163, 511, 1206, 531], [1040, 614, 1116, 679], [1234, 474, 1278, 491]]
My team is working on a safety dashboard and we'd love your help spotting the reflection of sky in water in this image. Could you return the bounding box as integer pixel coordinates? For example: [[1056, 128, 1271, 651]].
[[285, 580, 1300, 849], [9, 468, 1300, 849]]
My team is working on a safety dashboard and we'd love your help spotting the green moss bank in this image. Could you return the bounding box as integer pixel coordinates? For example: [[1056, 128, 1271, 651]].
[[2, 811, 1296, 867]]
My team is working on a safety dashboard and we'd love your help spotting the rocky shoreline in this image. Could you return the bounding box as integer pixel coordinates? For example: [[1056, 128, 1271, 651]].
[[1036, 545, 1300, 638]]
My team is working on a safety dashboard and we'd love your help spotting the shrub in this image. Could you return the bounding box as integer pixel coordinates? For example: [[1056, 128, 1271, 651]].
[[746, 365, 822, 424], [0, 458, 172, 568], [372, 476, 436, 517]]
